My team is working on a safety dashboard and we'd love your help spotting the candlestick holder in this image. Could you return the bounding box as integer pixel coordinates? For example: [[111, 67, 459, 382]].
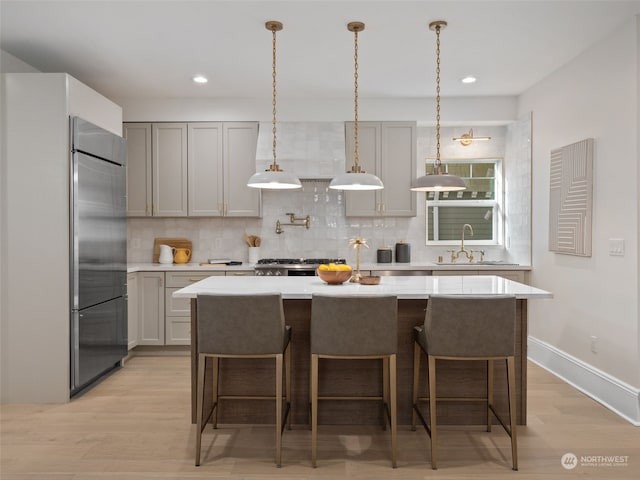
[[348, 236, 368, 283]]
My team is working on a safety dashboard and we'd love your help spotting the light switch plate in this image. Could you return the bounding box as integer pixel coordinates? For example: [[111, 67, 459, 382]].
[[609, 238, 624, 256]]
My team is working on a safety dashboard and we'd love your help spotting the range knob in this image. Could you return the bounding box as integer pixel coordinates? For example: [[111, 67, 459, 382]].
[[266, 271, 273, 276], [275, 270, 282, 276]]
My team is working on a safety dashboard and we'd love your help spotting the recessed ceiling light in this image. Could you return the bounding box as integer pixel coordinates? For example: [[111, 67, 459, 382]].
[[192, 75, 208, 84], [461, 76, 476, 84]]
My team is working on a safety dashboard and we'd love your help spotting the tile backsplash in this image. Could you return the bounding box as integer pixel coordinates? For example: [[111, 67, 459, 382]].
[[127, 123, 530, 265]]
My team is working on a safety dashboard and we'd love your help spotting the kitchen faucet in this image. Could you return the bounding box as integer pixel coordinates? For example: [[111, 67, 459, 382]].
[[275, 213, 311, 234], [448, 224, 475, 263]]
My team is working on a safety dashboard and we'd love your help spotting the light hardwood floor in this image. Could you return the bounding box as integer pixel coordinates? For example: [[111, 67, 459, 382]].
[[2, 356, 638, 479]]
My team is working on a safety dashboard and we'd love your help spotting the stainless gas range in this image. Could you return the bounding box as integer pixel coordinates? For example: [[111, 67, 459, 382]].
[[254, 258, 347, 276]]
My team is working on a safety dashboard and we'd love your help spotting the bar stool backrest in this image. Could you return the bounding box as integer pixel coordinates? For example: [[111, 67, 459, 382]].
[[197, 293, 286, 355], [425, 295, 516, 357], [311, 294, 398, 356]]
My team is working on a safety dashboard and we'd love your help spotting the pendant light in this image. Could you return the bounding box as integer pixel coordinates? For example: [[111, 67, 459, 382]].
[[411, 21, 466, 192], [329, 22, 383, 191], [247, 21, 301, 190]]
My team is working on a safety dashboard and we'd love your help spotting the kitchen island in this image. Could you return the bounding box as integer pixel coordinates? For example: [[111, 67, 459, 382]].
[[173, 275, 551, 426]]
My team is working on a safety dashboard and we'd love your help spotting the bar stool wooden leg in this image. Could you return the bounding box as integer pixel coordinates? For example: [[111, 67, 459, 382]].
[[390, 354, 398, 468], [507, 356, 518, 470], [195, 354, 206, 466], [382, 357, 389, 430], [487, 359, 494, 432], [275, 354, 283, 467], [428, 355, 438, 469], [285, 343, 292, 430], [411, 341, 420, 431], [211, 357, 219, 429], [311, 354, 319, 468]]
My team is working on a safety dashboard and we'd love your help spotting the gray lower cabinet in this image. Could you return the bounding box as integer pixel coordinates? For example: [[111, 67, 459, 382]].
[[126, 272, 139, 350], [433, 270, 527, 283], [138, 272, 165, 345], [164, 272, 222, 345]]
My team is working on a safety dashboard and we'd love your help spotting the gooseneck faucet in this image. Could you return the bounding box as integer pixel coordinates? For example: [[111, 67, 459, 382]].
[[448, 223, 474, 263]]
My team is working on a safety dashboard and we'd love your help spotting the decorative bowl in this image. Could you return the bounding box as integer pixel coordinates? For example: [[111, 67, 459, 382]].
[[317, 267, 353, 285], [359, 275, 381, 285]]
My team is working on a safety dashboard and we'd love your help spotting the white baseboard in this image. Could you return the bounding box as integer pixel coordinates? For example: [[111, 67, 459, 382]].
[[528, 336, 640, 426]]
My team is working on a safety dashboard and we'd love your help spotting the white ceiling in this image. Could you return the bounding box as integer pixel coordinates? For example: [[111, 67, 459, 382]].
[[1, 0, 639, 101]]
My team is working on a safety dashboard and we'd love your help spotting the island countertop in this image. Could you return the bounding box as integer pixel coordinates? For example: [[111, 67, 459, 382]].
[[173, 274, 552, 300]]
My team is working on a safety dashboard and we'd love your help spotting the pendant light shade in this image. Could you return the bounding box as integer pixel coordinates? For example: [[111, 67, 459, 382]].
[[329, 170, 384, 190], [329, 22, 383, 191], [247, 21, 301, 190], [247, 169, 303, 189], [411, 20, 467, 192], [410, 168, 467, 191]]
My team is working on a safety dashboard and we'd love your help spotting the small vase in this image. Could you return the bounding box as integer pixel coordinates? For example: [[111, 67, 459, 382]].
[[248, 247, 261, 264]]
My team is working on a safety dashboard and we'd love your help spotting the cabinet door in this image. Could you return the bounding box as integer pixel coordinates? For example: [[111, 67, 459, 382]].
[[138, 272, 165, 345], [152, 123, 188, 216], [164, 271, 223, 345], [224, 122, 261, 217], [188, 123, 223, 216], [380, 122, 416, 216], [345, 122, 381, 216], [124, 123, 152, 216], [126, 272, 139, 350]]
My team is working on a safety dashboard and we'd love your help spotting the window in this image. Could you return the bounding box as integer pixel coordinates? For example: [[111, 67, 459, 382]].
[[425, 158, 503, 245]]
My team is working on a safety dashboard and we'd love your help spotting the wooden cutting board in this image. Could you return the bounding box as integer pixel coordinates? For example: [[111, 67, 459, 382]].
[[152, 237, 193, 263]]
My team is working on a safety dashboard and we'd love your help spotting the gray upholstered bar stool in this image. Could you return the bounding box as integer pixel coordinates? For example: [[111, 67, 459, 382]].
[[310, 294, 398, 468], [195, 293, 291, 467], [412, 294, 518, 470]]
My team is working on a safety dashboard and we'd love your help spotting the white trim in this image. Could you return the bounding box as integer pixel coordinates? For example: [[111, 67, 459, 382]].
[[528, 336, 640, 426]]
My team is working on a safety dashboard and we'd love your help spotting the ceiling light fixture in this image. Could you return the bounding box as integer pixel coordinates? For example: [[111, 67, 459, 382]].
[[192, 75, 208, 84], [461, 76, 476, 84], [453, 128, 491, 146], [247, 21, 301, 190], [329, 22, 383, 191], [411, 20, 466, 192]]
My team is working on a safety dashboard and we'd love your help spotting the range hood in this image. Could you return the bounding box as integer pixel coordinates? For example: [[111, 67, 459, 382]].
[[255, 122, 346, 180]]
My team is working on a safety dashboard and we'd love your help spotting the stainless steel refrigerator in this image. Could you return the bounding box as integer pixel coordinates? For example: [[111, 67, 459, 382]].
[[70, 117, 127, 396]]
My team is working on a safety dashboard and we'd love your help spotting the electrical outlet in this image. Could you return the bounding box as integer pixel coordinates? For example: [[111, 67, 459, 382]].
[[131, 238, 140, 249], [609, 238, 625, 256], [590, 335, 598, 354]]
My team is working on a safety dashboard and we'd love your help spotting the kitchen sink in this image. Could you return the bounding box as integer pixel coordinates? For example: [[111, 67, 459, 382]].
[[435, 260, 519, 266]]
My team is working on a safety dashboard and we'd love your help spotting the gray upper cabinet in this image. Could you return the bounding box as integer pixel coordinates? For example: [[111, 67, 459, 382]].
[[125, 121, 260, 217], [153, 123, 188, 217], [223, 122, 261, 217], [124, 123, 152, 216], [345, 121, 417, 217], [188, 122, 223, 216]]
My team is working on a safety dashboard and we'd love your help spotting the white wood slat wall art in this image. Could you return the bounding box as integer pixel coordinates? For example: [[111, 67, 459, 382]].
[[548, 138, 593, 256]]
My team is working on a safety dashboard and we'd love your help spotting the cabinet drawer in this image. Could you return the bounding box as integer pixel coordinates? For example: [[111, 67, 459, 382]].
[[165, 271, 223, 288], [166, 318, 191, 345], [166, 287, 192, 316], [225, 270, 255, 276]]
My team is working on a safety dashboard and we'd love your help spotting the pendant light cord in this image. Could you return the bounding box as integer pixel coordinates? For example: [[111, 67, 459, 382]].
[[353, 27, 360, 170], [271, 25, 278, 168], [434, 23, 442, 173]]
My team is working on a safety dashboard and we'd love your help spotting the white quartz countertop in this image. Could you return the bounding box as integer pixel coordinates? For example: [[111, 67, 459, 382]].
[[128, 261, 530, 273], [172, 275, 552, 300], [127, 263, 254, 273]]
